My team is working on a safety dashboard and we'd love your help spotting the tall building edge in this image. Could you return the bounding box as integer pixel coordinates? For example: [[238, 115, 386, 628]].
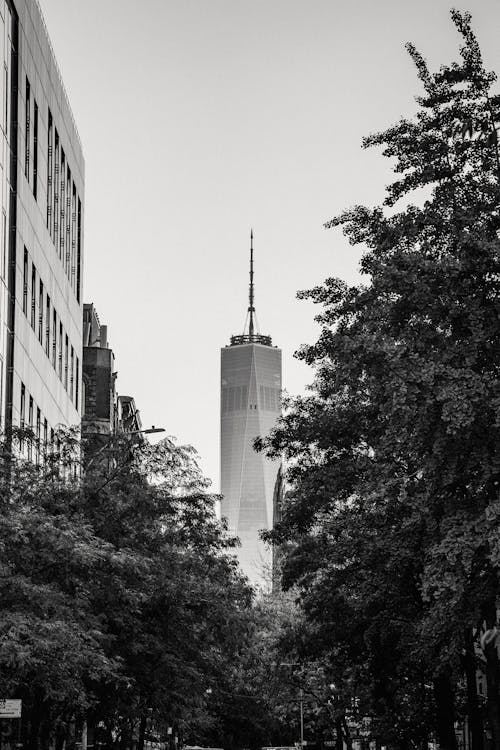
[[0, 0, 84, 443]]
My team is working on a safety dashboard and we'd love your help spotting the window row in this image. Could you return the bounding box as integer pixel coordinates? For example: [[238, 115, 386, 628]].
[[259, 385, 281, 412], [221, 384, 248, 413], [25, 76, 38, 200], [221, 384, 281, 412], [46, 107, 82, 303], [18, 382, 77, 474], [19, 381, 51, 462], [1, 5, 13, 144], [22, 247, 80, 410]]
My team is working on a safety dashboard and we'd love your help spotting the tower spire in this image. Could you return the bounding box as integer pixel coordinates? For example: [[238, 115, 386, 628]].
[[229, 230, 272, 347], [249, 229, 255, 339]]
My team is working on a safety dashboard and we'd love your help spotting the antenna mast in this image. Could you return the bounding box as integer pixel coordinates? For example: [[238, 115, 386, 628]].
[[229, 229, 272, 347], [248, 229, 255, 339]]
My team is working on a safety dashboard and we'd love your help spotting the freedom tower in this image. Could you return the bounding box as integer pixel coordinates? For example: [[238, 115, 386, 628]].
[[220, 232, 282, 586]]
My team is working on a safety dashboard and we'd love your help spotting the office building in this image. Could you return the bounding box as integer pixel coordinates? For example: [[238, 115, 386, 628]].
[[220, 232, 282, 586], [0, 0, 84, 445]]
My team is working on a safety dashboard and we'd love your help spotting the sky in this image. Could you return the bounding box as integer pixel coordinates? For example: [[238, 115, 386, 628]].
[[38, 0, 500, 488]]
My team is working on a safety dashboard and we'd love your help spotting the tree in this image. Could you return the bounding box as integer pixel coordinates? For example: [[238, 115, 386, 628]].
[[259, 10, 500, 750], [0, 428, 254, 750]]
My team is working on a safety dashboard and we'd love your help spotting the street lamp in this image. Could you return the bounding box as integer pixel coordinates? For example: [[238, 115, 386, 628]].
[[131, 426, 166, 436], [84, 426, 166, 469]]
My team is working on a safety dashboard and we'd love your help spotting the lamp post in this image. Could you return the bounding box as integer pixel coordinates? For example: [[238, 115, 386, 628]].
[[299, 688, 304, 749], [131, 427, 166, 436], [280, 663, 306, 748], [84, 426, 166, 469]]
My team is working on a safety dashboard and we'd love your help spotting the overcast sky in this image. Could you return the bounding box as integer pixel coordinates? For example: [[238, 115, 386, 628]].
[[38, 0, 500, 488]]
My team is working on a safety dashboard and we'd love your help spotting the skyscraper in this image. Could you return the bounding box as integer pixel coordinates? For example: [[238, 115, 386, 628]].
[[220, 232, 282, 586]]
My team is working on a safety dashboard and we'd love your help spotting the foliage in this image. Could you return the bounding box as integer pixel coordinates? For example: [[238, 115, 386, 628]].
[[0, 427, 253, 750], [259, 10, 500, 749], [200, 588, 342, 750]]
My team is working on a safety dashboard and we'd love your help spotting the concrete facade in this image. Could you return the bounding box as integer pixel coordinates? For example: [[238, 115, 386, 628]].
[[0, 0, 84, 441]]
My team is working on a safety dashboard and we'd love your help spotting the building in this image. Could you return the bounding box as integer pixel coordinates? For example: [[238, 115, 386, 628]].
[[82, 303, 143, 453], [82, 303, 116, 440], [117, 395, 142, 434], [220, 232, 282, 586], [0, 0, 84, 445], [272, 465, 285, 591]]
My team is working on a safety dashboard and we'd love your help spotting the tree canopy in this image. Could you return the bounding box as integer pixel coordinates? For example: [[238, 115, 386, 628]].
[[260, 10, 500, 750], [0, 428, 256, 750]]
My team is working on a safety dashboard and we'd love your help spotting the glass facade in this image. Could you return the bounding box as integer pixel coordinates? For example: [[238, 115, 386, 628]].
[[220, 342, 282, 585]]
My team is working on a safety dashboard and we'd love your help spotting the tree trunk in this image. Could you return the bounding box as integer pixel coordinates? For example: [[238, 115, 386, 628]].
[[81, 720, 88, 750], [28, 709, 41, 750], [54, 722, 67, 750], [21, 712, 31, 750], [342, 716, 352, 750], [137, 717, 147, 750], [433, 669, 458, 750], [39, 715, 52, 750], [483, 628, 500, 750], [335, 717, 343, 750], [103, 722, 114, 750], [66, 718, 77, 750], [464, 628, 484, 750]]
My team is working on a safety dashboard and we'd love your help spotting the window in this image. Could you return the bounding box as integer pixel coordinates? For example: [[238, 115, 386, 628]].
[[65, 166, 71, 276], [20, 382, 25, 427], [75, 356, 79, 410], [2, 210, 6, 281], [53, 130, 59, 247], [36, 407, 41, 464], [64, 334, 68, 390], [58, 322, 63, 379], [47, 110, 53, 232], [52, 309, 57, 369], [33, 100, 38, 199], [45, 295, 50, 357], [28, 395, 33, 460], [24, 78, 30, 179], [3, 65, 8, 135], [77, 198, 82, 303], [59, 150, 65, 260], [222, 385, 249, 412], [38, 278, 43, 344], [30, 263, 36, 330], [70, 346, 74, 401], [22, 248, 28, 315], [71, 184, 76, 288], [43, 418, 48, 449]]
